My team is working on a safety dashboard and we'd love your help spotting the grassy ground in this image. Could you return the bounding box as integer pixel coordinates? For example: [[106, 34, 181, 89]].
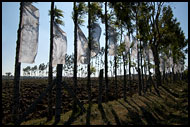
[[20, 80, 188, 125]]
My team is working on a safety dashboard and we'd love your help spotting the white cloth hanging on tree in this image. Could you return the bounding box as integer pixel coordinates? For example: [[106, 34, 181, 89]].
[[131, 37, 138, 59], [19, 2, 39, 63], [77, 26, 89, 64], [52, 22, 67, 67], [77, 23, 101, 64], [90, 23, 101, 57], [108, 26, 117, 56], [124, 35, 131, 54]]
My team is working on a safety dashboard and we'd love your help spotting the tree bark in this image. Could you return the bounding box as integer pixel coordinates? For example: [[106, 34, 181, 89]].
[[105, 2, 109, 102], [73, 2, 78, 113], [148, 55, 152, 92], [127, 32, 131, 92], [13, 2, 23, 124], [144, 59, 147, 93], [137, 43, 142, 96], [128, 51, 131, 91], [88, 2, 92, 104], [151, 44, 162, 88], [136, 9, 142, 96], [47, 2, 54, 121], [114, 55, 118, 99], [123, 55, 126, 100], [140, 40, 144, 93]]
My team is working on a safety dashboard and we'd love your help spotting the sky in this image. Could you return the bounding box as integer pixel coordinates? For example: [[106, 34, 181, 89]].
[[2, 2, 188, 76]]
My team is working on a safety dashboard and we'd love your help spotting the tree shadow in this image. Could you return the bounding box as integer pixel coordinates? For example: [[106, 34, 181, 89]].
[[137, 97, 163, 121], [117, 100, 143, 125], [160, 85, 179, 98], [124, 99, 139, 111], [117, 100, 130, 112], [108, 104, 121, 125], [63, 109, 83, 125], [143, 95, 156, 104], [86, 102, 91, 125], [98, 104, 110, 125], [139, 106, 158, 125]]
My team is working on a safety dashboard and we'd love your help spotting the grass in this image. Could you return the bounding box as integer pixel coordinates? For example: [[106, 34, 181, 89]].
[[12, 80, 189, 125]]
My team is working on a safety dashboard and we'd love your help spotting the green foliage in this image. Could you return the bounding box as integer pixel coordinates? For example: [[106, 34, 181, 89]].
[[90, 2, 103, 23], [90, 66, 96, 75], [72, 2, 87, 26], [49, 5, 64, 26], [117, 42, 125, 56]]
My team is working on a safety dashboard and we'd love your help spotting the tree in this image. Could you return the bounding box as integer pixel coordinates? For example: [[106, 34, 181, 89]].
[[109, 2, 135, 97], [160, 5, 187, 82], [6, 72, 12, 77], [48, 4, 65, 124], [117, 41, 127, 100], [146, 2, 164, 88], [32, 65, 37, 76], [39, 63, 46, 77], [104, 2, 109, 102], [90, 66, 96, 76], [23, 67, 27, 76], [47, 2, 65, 122], [13, 3, 23, 124], [72, 2, 87, 113], [25, 66, 31, 76]]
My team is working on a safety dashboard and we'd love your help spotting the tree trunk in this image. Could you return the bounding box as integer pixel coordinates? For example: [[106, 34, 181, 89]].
[[163, 63, 165, 84], [136, 10, 142, 96], [47, 2, 54, 121], [120, 24, 123, 76], [144, 59, 147, 93], [98, 69, 103, 107], [151, 44, 162, 88], [73, 2, 78, 113], [105, 2, 109, 102], [137, 43, 142, 96], [114, 55, 117, 99], [148, 55, 152, 92], [127, 32, 131, 93], [172, 65, 175, 82], [128, 52, 131, 91], [123, 55, 126, 101], [87, 2, 92, 104], [140, 40, 144, 93], [13, 2, 23, 124]]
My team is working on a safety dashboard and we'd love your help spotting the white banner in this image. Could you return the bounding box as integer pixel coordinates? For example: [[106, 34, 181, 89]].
[[145, 45, 154, 61], [19, 3, 39, 63], [91, 23, 101, 57], [159, 57, 165, 72], [124, 35, 130, 53], [131, 37, 138, 59], [108, 26, 117, 56], [77, 23, 101, 64], [52, 22, 67, 67], [77, 26, 89, 64]]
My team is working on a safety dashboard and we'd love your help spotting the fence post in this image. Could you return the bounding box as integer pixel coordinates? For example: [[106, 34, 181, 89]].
[[98, 69, 103, 107], [55, 64, 63, 124]]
